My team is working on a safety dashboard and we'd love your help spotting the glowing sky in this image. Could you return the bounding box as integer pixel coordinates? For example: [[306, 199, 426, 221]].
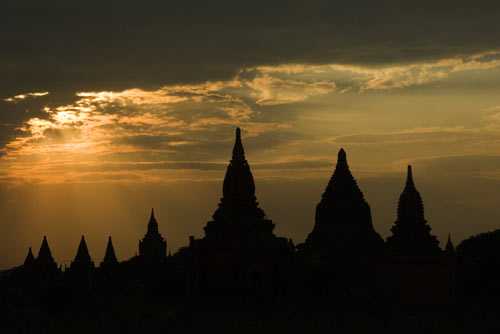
[[1, 1, 500, 268]]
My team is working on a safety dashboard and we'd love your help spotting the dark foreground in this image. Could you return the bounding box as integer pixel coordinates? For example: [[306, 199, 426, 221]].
[[1, 292, 500, 334]]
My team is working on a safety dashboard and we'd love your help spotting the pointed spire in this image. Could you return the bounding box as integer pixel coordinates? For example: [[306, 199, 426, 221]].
[[74, 235, 92, 264], [232, 127, 245, 163], [386, 166, 440, 253], [397, 165, 425, 222], [305, 148, 382, 252], [446, 234, 455, 254], [102, 236, 118, 265], [405, 165, 416, 191], [37, 235, 54, 263], [337, 147, 347, 165], [222, 127, 256, 200], [320, 148, 365, 203], [147, 208, 159, 234], [24, 247, 35, 266]]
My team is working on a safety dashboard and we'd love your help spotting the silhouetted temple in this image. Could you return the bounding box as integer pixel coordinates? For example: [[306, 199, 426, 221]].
[[20, 236, 61, 289], [375, 166, 455, 300], [100, 236, 118, 268], [188, 128, 294, 294], [297, 148, 383, 293], [138, 209, 167, 263], [67, 235, 95, 291], [23, 247, 35, 266], [9, 128, 462, 302]]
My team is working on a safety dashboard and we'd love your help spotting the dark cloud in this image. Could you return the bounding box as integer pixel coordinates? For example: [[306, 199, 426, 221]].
[[1, 0, 500, 98]]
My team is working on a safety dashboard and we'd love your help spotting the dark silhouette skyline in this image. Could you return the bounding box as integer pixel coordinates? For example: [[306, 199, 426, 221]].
[[4, 127, 500, 333]]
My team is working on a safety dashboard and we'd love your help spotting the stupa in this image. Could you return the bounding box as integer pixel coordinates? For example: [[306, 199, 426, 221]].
[[376, 166, 455, 300], [138, 209, 167, 263], [189, 128, 294, 294], [297, 148, 382, 293]]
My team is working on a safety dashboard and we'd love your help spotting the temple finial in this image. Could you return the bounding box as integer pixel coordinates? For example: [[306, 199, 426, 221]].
[[232, 127, 245, 162], [406, 165, 415, 189], [338, 148, 346, 161], [336, 148, 348, 169], [151, 208, 155, 220]]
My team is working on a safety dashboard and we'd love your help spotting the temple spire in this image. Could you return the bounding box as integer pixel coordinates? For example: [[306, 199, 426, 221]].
[[103, 236, 118, 264], [405, 165, 416, 191], [38, 236, 54, 263], [147, 208, 159, 234], [24, 247, 35, 266], [386, 166, 440, 253], [232, 127, 245, 163], [221, 127, 256, 200], [446, 234, 455, 254], [397, 165, 425, 222], [320, 148, 365, 203], [139, 209, 167, 262], [337, 148, 347, 167], [74, 235, 92, 264]]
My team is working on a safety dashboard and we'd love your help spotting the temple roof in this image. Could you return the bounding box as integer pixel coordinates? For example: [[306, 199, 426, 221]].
[[206, 127, 273, 237], [386, 166, 440, 253], [147, 208, 160, 235], [222, 127, 256, 201], [397, 165, 425, 223], [320, 148, 365, 204], [24, 247, 35, 266], [103, 236, 118, 264], [37, 236, 55, 263], [302, 148, 382, 252], [73, 235, 92, 264]]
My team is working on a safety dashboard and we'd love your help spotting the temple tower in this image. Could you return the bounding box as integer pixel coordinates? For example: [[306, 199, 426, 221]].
[[24, 247, 35, 267], [138, 209, 167, 263], [297, 148, 382, 294], [100, 236, 118, 268], [376, 165, 455, 300], [385, 166, 440, 253], [67, 235, 95, 291], [24, 236, 61, 287], [189, 128, 294, 294]]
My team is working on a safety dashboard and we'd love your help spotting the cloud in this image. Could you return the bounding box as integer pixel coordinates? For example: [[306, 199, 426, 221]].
[[4, 92, 49, 102], [246, 76, 336, 105], [2, 1, 500, 99]]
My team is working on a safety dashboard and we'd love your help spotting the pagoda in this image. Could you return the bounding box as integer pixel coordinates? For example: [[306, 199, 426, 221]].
[[23, 247, 35, 267], [376, 165, 455, 300], [97, 236, 120, 288], [138, 209, 167, 263], [24, 236, 61, 287], [100, 236, 118, 268], [297, 148, 382, 293], [189, 128, 294, 294], [67, 235, 95, 290]]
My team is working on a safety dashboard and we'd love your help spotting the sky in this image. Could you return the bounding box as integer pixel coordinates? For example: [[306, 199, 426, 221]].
[[1, 1, 500, 268]]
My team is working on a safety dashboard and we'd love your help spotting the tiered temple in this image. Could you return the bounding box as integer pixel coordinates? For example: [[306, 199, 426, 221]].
[[385, 166, 441, 254], [189, 128, 294, 294], [13, 130, 457, 300], [297, 148, 383, 292], [138, 209, 167, 263], [375, 165, 455, 300]]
